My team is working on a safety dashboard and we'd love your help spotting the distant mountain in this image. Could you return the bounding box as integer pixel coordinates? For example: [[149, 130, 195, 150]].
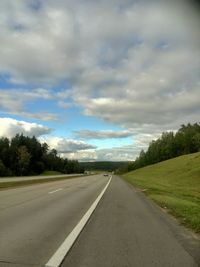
[[80, 161, 131, 172]]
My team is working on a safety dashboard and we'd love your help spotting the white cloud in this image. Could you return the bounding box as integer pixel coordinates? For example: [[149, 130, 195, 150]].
[[0, 88, 58, 121], [64, 145, 139, 162], [0, 117, 51, 138], [61, 150, 98, 162], [67, 0, 199, 132], [1, 0, 199, 85], [43, 136, 96, 153], [75, 129, 133, 139], [57, 101, 73, 109], [6, 111, 58, 121], [63, 131, 165, 161]]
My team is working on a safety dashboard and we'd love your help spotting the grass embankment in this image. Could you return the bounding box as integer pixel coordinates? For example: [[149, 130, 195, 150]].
[[123, 152, 200, 233], [0, 174, 83, 190], [39, 170, 63, 176]]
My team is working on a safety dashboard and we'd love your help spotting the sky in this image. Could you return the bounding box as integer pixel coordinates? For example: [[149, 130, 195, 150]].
[[0, 0, 200, 161]]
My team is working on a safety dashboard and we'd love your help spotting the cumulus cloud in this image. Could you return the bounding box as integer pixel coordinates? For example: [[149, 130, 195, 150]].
[[64, 145, 139, 162], [60, 150, 98, 162], [0, 117, 51, 138], [0, 88, 57, 121], [75, 129, 133, 139], [6, 111, 58, 121], [69, 1, 199, 130], [63, 130, 165, 161], [73, 44, 200, 129], [43, 137, 96, 153], [57, 101, 73, 109]]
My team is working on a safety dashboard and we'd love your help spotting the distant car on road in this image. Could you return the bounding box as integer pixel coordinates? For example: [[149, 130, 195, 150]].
[[103, 173, 109, 176]]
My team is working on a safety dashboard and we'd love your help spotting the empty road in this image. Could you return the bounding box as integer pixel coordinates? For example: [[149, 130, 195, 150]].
[[0, 174, 109, 266], [0, 175, 199, 267], [61, 176, 199, 267]]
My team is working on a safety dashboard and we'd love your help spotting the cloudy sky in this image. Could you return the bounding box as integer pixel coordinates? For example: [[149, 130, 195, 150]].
[[0, 0, 200, 161]]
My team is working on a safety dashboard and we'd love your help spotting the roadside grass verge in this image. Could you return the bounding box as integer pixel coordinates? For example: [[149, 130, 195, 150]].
[[39, 170, 63, 176], [0, 175, 83, 190], [122, 152, 200, 233]]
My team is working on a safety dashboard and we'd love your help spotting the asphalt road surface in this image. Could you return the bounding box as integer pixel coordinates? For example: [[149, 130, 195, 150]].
[[0, 175, 199, 267], [61, 176, 199, 267], [0, 174, 109, 267]]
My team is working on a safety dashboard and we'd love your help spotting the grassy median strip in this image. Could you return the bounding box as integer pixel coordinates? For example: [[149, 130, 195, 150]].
[[39, 171, 63, 176], [0, 175, 83, 190], [122, 152, 200, 233]]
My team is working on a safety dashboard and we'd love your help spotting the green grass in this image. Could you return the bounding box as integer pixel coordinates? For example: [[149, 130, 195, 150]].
[[39, 170, 63, 176], [0, 174, 83, 190], [122, 152, 200, 233]]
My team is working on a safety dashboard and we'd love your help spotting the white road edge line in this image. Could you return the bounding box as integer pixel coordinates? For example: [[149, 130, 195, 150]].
[[48, 188, 63, 194], [45, 176, 112, 267]]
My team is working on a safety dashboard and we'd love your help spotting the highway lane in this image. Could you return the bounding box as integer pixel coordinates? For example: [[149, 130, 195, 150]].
[[62, 176, 200, 267], [0, 174, 109, 267]]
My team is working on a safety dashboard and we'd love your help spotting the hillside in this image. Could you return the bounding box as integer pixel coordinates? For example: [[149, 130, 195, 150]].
[[80, 161, 130, 172], [123, 152, 200, 233]]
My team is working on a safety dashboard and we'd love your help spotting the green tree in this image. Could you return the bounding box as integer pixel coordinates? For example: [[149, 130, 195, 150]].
[[0, 134, 84, 176], [17, 146, 31, 176], [0, 137, 10, 167], [0, 160, 11, 177], [130, 122, 200, 172]]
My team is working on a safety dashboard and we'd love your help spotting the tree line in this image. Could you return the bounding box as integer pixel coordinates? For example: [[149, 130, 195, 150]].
[[0, 134, 84, 177], [80, 161, 129, 172], [118, 122, 200, 173]]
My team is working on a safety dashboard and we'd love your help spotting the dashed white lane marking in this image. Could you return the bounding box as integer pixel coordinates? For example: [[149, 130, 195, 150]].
[[48, 188, 63, 194], [45, 176, 112, 267]]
